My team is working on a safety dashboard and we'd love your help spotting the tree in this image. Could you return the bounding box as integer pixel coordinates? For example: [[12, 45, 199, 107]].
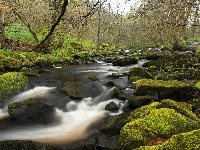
[[127, 0, 200, 49]]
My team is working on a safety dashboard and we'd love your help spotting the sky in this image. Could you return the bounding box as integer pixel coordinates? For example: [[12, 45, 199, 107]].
[[106, 0, 140, 14]]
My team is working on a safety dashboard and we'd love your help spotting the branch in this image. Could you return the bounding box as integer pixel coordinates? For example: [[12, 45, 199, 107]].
[[34, 0, 68, 51]]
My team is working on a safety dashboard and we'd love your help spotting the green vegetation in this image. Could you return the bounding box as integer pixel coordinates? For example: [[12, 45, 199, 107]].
[[135, 129, 200, 150], [0, 72, 28, 96], [135, 79, 191, 99], [88, 74, 98, 81]]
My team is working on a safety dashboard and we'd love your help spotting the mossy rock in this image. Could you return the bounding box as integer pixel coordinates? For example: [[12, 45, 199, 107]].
[[59, 82, 95, 99], [128, 67, 153, 80], [195, 81, 200, 90], [106, 80, 116, 86], [38, 69, 51, 74], [8, 98, 52, 120], [158, 99, 199, 122], [113, 87, 127, 100], [129, 76, 144, 82], [88, 74, 97, 81], [0, 140, 55, 150], [127, 95, 157, 109], [112, 56, 138, 66], [0, 72, 28, 96], [2, 57, 22, 70], [135, 79, 191, 99], [106, 73, 124, 79], [135, 129, 200, 150], [119, 108, 199, 150], [0, 139, 96, 150]]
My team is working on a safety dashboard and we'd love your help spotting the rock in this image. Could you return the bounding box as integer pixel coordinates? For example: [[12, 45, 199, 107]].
[[0, 140, 57, 150], [135, 79, 191, 100], [113, 87, 127, 100], [173, 51, 194, 57], [8, 98, 53, 120], [128, 67, 153, 80], [59, 82, 95, 100], [0, 72, 28, 96], [119, 107, 200, 150], [112, 56, 138, 66], [105, 101, 119, 112], [88, 74, 97, 81], [0, 139, 96, 150], [135, 129, 200, 150], [106, 80, 116, 86], [106, 73, 124, 79], [127, 95, 157, 109], [38, 69, 51, 74], [95, 135, 119, 150]]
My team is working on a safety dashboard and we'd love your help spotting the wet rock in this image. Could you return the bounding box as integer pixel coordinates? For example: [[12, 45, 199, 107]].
[[88, 74, 98, 81], [113, 87, 127, 100], [59, 82, 95, 100], [38, 69, 51, 74], [106, 73, 124, 79], [105, 101, 119, 112], [8, 98, 53, 120], [95, 135, 119, 150], [127, 95, 157, 109], [106, 80, 116, 86], [112, 56, 138, 66], [0, 140, 96, 150], [173, 51, 194, 57]]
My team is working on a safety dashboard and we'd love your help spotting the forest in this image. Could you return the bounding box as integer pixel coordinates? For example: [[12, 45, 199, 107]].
[[0, 0, 200, 150]]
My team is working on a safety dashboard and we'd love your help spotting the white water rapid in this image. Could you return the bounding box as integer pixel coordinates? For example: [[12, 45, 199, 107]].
[[0, 86, 126, 146]]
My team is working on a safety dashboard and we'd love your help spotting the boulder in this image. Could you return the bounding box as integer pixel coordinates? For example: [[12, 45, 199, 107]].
[[8, 98, 53, 120], [113, 87, 127, 100], [88, 74, 97, 81], [106, 80, 116, 86], [119, 107, 200, 150], [105, 101, 119, 112], [59, 82, 95, 100], [135, 79, 191, 100], [135, 129, 200, 150], [0, 72, 28, 97], [112, 56, 138, 66], [127, 95, 157, 109]]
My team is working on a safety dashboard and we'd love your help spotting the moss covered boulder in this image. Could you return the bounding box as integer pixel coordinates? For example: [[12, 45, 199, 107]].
[[88, 74, 97, 81], [135, 129, 200, 150], [59, 82, 95, 99], [0, 72, 28, 96], [135, 79, 191, 99], [127, 95, 157, 109], [0, 139, 96, 150], [112, 56, 138, 66], [113, 87, 127, 100], [119, 108, 199, 150], [128, 67, 153, 80], [8, 98, 53, 120]]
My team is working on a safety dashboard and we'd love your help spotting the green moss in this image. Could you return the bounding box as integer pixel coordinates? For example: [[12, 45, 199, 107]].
[[106, 80, 116, 86], [120, 108, 196, 150], [135, 79, 191, 99], [128, 67, 153, 79], [88, 74, 97, 81], [136, 129, 200, 150], [195, 81, 200, 90], [158, 99, 199, 121], [127, 95, 157, 108], [0, 72, 28, 96]]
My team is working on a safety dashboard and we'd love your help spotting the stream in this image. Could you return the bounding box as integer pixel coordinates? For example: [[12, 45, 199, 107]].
[[0, 59, 146, 147]]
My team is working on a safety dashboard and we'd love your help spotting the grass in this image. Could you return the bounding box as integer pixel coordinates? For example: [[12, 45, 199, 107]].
[[180, 37, 200, 45]]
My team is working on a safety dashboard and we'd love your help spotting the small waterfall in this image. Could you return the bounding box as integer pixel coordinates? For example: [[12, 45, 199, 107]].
[[0, 85, 127, 146]]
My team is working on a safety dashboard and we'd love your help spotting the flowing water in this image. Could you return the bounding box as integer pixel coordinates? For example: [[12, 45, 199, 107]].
[[0, 59, 146, 146]]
